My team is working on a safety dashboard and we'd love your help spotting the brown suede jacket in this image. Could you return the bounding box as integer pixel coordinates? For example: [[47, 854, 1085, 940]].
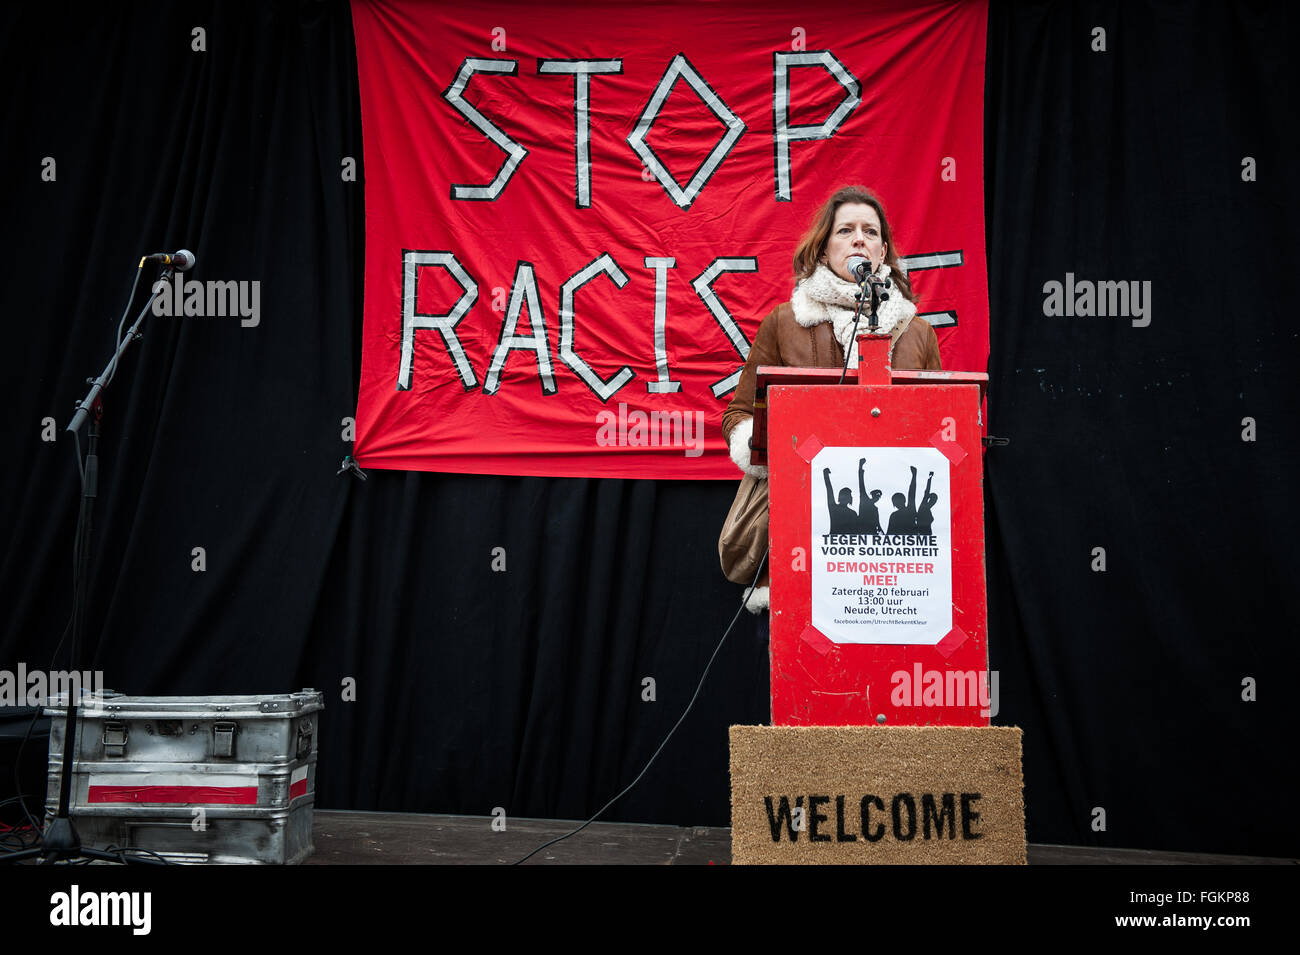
[[721, 301, 942, 447]]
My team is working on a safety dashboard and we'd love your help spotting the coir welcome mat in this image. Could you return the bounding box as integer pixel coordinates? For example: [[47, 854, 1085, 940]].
[[730, 725, 1025, 864]]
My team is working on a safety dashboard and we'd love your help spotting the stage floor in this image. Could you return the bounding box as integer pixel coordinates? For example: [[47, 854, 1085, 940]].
[[306, 810, 1295, 865]]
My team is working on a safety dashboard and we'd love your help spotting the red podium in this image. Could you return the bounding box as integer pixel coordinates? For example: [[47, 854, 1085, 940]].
[[754, 334, 990, 727]]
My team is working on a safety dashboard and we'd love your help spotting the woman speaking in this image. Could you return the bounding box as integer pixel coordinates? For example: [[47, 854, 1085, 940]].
[[720, 186, 942, 613]]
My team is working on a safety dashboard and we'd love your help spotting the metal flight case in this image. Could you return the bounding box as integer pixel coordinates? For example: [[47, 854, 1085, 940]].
[[44, 689, 324, 864]]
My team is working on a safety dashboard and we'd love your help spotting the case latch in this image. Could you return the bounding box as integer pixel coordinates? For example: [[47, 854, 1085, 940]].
[[213, 721, 237, 758], [102, 721, 128, 758]]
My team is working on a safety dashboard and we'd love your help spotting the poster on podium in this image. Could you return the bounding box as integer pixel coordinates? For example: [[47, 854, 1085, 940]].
[[810, 446, 952, 645]]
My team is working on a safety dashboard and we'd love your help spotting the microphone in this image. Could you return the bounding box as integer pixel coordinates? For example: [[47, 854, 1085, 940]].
[[845, 255, 872, 283], [142, 249, 196, 271], [846, 254, 892, 296]]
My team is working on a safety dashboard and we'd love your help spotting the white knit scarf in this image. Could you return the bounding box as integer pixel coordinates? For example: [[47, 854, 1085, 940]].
[[790, 263, 917, 366]]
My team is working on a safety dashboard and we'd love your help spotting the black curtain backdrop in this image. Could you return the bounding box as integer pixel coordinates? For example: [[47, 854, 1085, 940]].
[[983, 0, 1298, 856], [1, 1, 1295, 858]]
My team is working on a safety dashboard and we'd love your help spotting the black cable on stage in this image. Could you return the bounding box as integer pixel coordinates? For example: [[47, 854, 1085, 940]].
[[0, 795, 43, 853], [511, 550, 769, 865], [837, 297, 866, 385], [104, 845, 174, 865], [103, 264, 145, 391], [8, 710, 47, 847], [10, 550, 80, 850]]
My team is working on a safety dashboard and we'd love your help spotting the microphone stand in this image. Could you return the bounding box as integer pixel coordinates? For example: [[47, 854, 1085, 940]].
[[2, 263, 175, 865], [837, 265, 889, 385], [865, 270, 885, 334]]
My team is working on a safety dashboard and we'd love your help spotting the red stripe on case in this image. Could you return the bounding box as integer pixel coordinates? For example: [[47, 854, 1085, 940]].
[[87, 785, 258, 805]]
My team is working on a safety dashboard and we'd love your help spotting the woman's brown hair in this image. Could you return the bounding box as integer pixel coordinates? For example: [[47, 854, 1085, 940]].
[[791, 186, 916, 304]]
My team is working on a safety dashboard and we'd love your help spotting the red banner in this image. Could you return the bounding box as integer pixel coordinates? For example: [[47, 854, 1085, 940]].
[[351, 0, 988, 479]]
